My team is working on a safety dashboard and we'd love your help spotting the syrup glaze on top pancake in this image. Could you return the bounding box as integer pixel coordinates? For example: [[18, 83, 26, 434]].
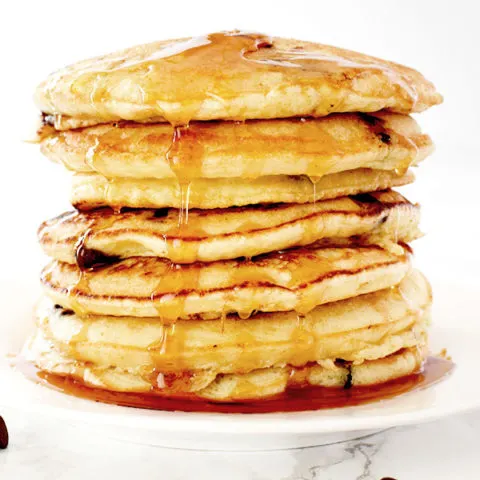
[[38, 112, 432, 180], [39, 190, 421, 266], [35, 32, 442, 128]]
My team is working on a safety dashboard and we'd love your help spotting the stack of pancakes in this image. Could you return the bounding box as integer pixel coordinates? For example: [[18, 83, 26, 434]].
[[26, 32, 442, 402]]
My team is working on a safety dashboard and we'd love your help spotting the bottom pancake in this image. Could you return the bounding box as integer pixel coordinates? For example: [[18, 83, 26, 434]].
[[25, 332, 426, 402]]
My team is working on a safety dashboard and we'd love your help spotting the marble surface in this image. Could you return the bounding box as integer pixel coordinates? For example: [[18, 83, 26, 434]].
[[1, 407, 479, 479]]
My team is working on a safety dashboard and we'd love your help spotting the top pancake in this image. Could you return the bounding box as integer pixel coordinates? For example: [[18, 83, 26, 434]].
[[35, 31, 442, 127]]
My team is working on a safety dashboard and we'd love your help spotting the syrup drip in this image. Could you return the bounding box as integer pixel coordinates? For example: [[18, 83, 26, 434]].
[[149, 261, 202, 321], [20, 356, 454, 413], [309, 176, 323, 204], [292, 314, 316, 365], [220, 310, 227, 334], [146, 321, 189, 377], [164, 125, 205, 228]]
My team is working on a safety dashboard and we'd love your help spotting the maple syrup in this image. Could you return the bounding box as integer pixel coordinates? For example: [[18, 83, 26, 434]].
[[18, 356, 454, 414]]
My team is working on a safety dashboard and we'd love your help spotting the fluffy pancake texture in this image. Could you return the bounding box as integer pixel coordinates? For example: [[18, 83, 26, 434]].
[[33, 270, 431, 374], [39, 190, 421, 265], [35, 32, 442, 127], [39, 112, 432, 179], [40, 244, 411, 319], [27, 270, 430, 400], [70, 168, 414, 210]]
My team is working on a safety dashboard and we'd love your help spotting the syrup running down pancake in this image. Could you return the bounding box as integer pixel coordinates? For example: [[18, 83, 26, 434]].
[[39, 190, 421, 265], [26, 270, 430, 401], [26, 31, 443, 407]]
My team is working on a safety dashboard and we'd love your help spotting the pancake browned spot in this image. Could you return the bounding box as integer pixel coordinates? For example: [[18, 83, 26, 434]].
[[40, 243, 412, 319], [38, 190, 420, 265]]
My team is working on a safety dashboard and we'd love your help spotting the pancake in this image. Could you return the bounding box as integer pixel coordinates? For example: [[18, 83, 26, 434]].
[[26, 325, 426, 400], [39, 190, 421, 265], [41, 243, 411, 319], [33, 269, 431, 375], [71, 168, 414, 210], [35, 32, 442, 128], [39, 112, 432, 180]]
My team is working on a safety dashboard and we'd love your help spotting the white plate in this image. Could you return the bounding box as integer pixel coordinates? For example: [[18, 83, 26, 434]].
[[1, 277, 479, 451]]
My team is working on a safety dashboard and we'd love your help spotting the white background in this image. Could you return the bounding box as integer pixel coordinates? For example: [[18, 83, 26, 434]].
[[1, 1, 479, 478]]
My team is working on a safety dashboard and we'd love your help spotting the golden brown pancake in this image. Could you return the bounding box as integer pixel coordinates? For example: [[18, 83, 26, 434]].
[[40, 243, 411, 319], [28, 30, 439, 406], [33, 269, 431, 375], [35, 32, 442, 128], [71, 168, 414, 210], [39, 112, 432, 180], [39, 190, 421, 265]]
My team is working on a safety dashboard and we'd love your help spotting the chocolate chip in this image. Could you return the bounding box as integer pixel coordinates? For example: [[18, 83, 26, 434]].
[[379, 132, 391, 144], [53, 305, 74, 316], [0, 416, 9, 449], [344, 366, 353, 390], [75, 245, 121, 271], [41, 112, 55, 126], [358, 112, 380, 126], [256, 41, 273, 49], [152, 209, 169, 218], [349, 193, 381, 205], [358, 113, 392, 144]]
